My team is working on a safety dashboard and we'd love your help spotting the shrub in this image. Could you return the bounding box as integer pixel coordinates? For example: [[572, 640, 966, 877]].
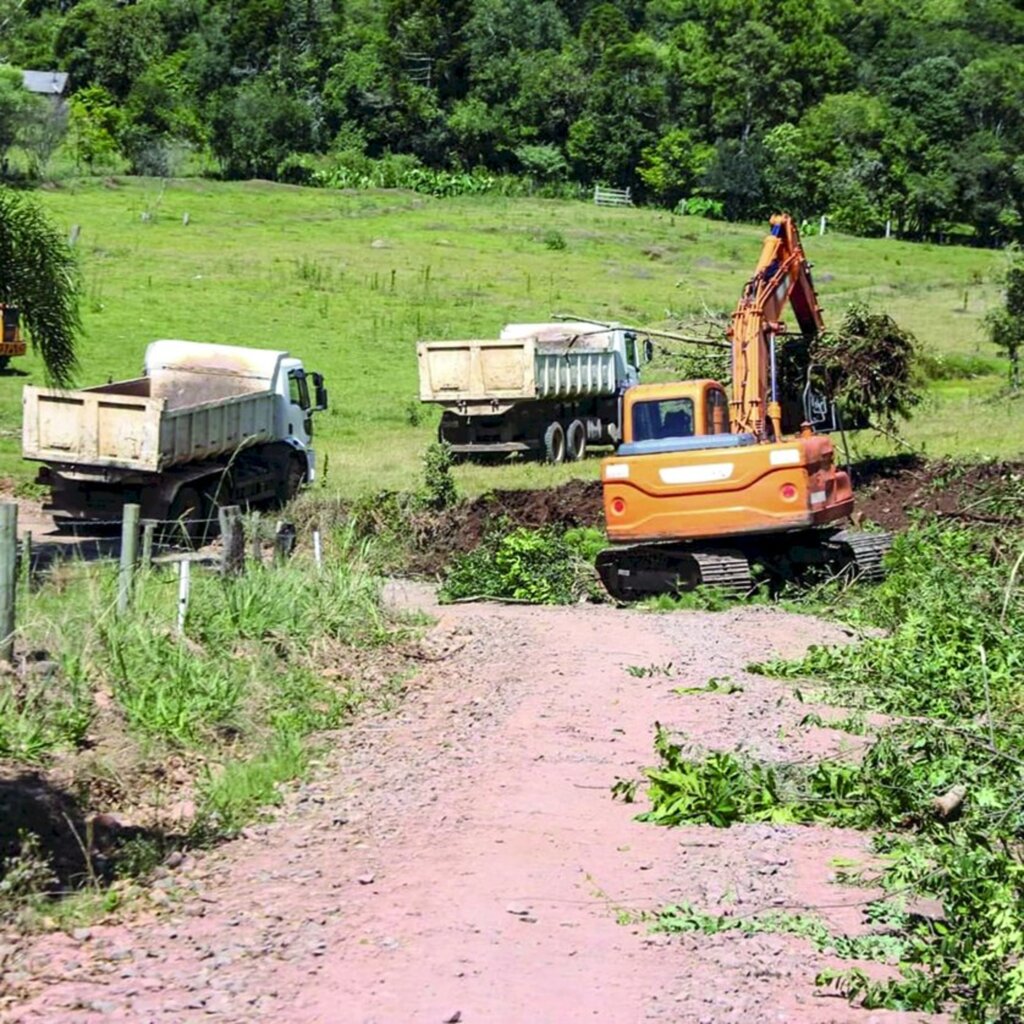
[[441, 525, 602, 604]]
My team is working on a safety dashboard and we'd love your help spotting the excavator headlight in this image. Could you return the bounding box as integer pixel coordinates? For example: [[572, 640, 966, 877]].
[[611, 497, 626, 516], [779, 483, 798, 502], [605, 463, 630, 480]]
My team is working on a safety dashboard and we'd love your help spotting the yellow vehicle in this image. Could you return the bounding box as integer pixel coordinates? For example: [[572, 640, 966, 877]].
[[0, 305, 26, 369], [596, 215, 887, 599]]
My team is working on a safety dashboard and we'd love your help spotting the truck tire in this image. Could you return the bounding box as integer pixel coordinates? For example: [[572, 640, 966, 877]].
[[566, 419, 587, 462], [166, 485, 206, 545], [543, 421, 566, 465], [280, 457, 306, 503]]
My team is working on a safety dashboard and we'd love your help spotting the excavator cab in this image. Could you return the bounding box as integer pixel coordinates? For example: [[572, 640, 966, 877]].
[[618, 380, 733, 452]]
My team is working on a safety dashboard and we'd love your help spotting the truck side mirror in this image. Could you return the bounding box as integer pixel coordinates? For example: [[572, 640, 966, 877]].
[[312, 372, 328, 412], [643, 339, 654, 363]]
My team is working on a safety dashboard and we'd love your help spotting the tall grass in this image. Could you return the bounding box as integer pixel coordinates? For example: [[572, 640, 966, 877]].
[[2, 527, 397, 843]]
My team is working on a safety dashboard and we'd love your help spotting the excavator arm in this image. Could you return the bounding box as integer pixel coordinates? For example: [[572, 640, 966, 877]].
[[728, 215, 824, 440]]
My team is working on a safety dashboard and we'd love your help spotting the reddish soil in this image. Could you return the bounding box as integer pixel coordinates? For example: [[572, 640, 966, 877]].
[[410, 479, 603, 574], [851, 456, 1024, 531], [3, 584, 942, 1024], [416, 456, 1024, 572]]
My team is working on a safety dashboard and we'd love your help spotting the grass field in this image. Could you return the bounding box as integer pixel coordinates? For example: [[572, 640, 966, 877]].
[[3, 177, 1018, 498]]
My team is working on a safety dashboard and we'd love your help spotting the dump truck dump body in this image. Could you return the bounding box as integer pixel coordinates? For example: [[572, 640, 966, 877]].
[[417, 334, 619, 412], [418, 321, 648, 462]]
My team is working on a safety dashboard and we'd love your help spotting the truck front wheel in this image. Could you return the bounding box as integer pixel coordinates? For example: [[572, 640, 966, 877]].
[[543, 421, 566, 465]]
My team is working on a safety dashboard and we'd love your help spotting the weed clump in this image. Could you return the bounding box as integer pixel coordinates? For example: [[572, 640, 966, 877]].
[[422, 441, 459, 510], [440, 525, 604, 604]]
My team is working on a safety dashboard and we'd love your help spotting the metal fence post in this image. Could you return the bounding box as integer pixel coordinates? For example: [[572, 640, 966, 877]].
[[0, 504, 17, 664], [177, 558, 191, 635], [118, 504, 140, 614]]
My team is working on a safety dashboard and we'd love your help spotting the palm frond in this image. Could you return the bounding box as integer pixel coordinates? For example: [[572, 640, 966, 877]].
[[0, 186, 81, 386]]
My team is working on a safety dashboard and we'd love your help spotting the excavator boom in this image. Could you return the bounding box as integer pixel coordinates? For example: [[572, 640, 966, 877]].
[[729, 215, 823, 439]]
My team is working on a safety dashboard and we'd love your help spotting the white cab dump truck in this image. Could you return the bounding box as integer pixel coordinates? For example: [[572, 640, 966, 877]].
[[417, 321, 652, 463], [23, 340, 327, 526]]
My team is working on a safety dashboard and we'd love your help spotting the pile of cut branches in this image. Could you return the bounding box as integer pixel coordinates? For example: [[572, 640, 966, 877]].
[[811, 302, 923, 432]]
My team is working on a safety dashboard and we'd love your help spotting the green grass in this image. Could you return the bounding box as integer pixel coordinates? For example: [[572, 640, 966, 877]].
[[4, 177, 1015, 497], [1, 525, 394, 762]]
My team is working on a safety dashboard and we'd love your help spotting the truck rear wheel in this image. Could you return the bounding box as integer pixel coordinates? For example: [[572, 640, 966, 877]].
[[566, 419, 587, 462], [543, 421, 566, 465]]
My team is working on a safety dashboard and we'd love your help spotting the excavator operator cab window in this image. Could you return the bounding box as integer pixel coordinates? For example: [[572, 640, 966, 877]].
[[632, 398, 695, 442]]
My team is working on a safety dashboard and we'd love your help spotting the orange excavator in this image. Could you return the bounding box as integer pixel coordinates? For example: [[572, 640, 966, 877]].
[[595, 214, 888, 599]]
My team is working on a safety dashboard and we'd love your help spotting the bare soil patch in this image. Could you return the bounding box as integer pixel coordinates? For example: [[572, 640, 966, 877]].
[[410, 456, 1024, 574]]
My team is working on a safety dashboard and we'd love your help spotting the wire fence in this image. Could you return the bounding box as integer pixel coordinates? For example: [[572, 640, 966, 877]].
[[0, 501, 314, 656]]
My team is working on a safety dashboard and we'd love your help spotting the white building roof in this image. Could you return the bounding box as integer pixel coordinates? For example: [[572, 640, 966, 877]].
[[21, 70, 68, 96]]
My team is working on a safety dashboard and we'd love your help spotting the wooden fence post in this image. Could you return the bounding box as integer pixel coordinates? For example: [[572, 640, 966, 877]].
[[274, 521, 296, 563], [250, 511, 263, 565], [118, 504, 140, 614], [20, 531, 31, 583], [0, 503, 17, 664], [141, 520, 156, 568], [219, 505, 244, 575]]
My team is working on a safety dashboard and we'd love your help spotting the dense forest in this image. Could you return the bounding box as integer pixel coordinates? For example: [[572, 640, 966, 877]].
[[1, 0, 1023, 242]]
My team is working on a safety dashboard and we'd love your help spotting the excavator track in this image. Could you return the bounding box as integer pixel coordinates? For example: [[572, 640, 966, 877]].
[[595, 545, 752, 602], [826, 529, 892, 581], [689, 551, 755, 590]]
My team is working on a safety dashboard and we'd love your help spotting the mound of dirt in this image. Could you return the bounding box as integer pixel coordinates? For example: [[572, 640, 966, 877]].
[[412, 456, 1024, 573], [411, 479, 603, 574], [854, 455, 1024, 531]]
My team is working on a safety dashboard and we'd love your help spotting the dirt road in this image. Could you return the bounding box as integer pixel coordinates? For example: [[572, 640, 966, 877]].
[[5, 585, 933, 1024]]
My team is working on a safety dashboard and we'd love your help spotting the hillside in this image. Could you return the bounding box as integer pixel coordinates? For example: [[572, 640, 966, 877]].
[[3, 178, 1014, 496], [3, 0, 1024, 245]]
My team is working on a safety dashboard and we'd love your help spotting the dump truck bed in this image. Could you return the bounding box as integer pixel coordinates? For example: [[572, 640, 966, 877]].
[[23, 371, 276, 473], [417, 334, 618, 405]]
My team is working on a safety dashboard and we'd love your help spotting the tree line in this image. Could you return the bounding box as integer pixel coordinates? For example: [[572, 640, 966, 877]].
[[2, 0, 1023, 243]]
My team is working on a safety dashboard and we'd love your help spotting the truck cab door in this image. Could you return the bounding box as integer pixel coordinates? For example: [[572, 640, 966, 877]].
[[287, 368, 313, 442]]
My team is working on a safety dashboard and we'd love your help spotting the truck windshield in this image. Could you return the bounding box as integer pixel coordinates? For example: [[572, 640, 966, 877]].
[[632, 398, 695, 442]]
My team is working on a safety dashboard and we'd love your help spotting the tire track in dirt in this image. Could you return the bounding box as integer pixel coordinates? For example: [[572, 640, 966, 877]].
[[5, 585, 941, 1024]]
